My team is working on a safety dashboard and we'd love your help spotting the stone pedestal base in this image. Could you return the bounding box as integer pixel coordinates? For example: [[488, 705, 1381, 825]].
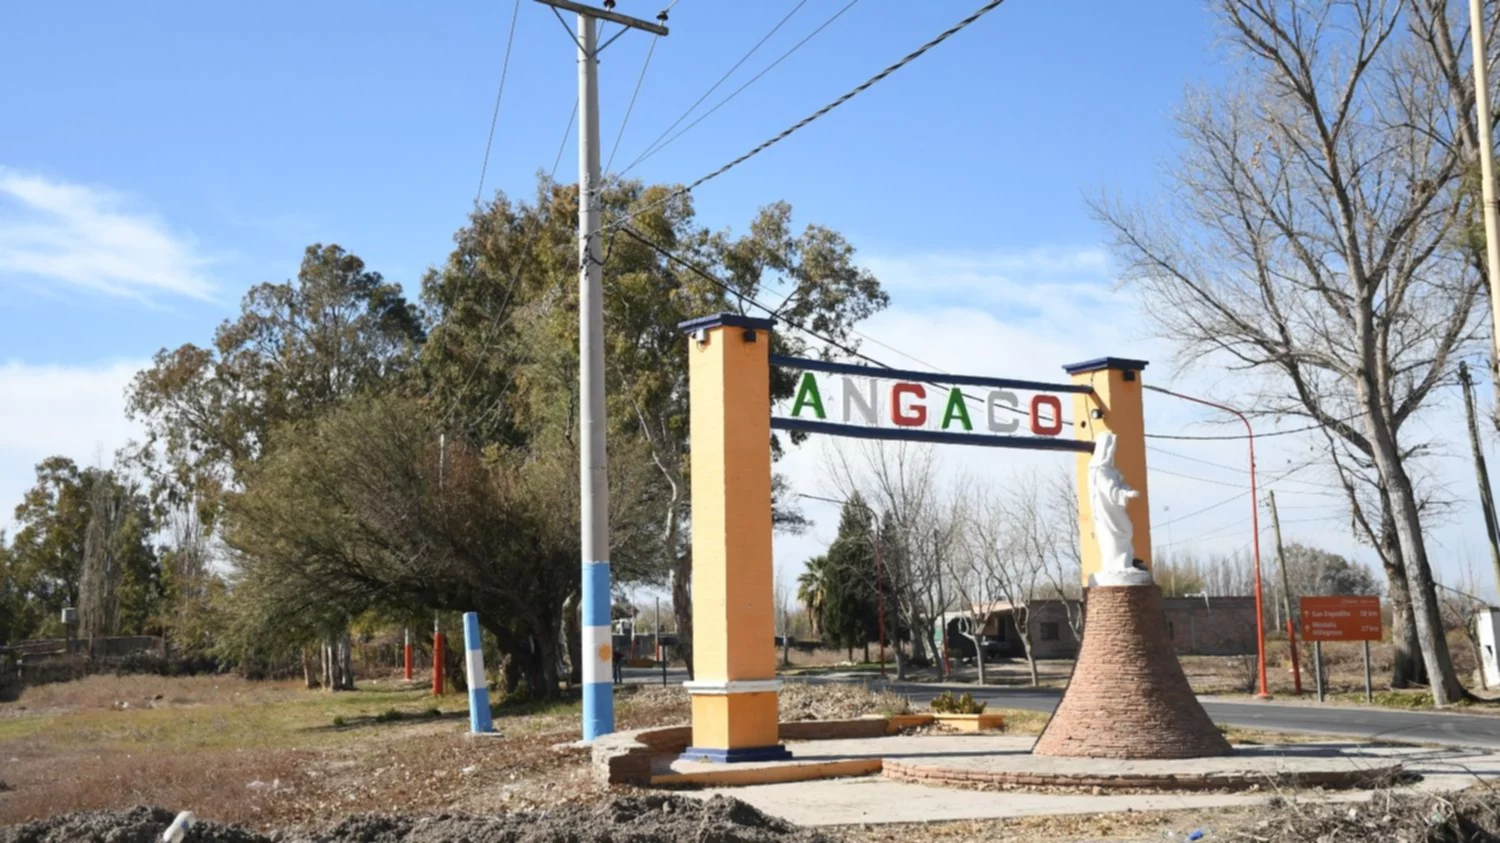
[[1032, 584, 1231, 759]]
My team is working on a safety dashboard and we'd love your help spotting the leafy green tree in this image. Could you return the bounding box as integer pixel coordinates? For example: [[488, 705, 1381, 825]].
[[128, 243, 425, 521], [820, 497, 880, 661], [797, 555, 830, 639], [127, 244, 425, 679], [1284, 543, 1380, 598], [5, 457, 160, 642], [223, 393, 618, 698], [422, 179, 886, 674]]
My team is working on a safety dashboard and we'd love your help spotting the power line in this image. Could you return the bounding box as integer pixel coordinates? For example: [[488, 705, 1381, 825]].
[[434, 99, 579, 426], [618, 225, 1060, 423], [603, 33, 661, 178], [1148, 454, 1347, 497], [475, 0, 524, 205], [619, 0, 811, 178], [600, 0, 1011, 238], [1154, 460, 1328, 529], [619, 0, 859, 177], [1145, 416, 1359, 442]]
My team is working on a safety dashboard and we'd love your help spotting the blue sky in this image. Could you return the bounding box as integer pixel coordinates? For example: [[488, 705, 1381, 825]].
[[0, 0, 1218, 362], [11, 1, 1493, 596]]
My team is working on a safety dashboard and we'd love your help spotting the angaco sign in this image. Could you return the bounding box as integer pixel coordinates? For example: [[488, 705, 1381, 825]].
[[770, 356, 1094, 453]]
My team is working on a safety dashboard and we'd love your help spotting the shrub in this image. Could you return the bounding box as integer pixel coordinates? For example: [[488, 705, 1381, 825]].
[[930, 691, 986, 714], [331, 715, 346, 728], [374, 708, 404, 723]]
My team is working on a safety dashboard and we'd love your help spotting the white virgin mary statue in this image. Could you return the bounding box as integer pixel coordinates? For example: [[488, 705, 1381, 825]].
[[1089, 432, 1152, 586]]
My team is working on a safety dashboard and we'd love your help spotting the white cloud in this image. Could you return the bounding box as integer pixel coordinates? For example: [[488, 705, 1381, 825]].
[[0, 168, 215, 301], [861, 247, 1117, 321], [0, 360, 144, 532]]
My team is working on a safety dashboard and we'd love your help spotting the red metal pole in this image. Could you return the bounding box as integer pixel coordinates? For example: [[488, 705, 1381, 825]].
[[404, 627, 413, 682], [1143, 385, 1269, 699], [433, 618, 446, 696], [1288, 617, 1303, 694]]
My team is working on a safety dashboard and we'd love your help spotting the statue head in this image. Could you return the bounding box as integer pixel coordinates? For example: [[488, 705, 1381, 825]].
[[1090, 431, 1118, 467]]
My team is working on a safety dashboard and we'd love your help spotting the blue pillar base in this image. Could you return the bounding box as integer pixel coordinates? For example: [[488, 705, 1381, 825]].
[[680, 744, 793, 763]]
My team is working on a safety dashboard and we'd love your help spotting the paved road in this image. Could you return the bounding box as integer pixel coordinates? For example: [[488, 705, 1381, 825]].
[[621, 668, 1500, 749]]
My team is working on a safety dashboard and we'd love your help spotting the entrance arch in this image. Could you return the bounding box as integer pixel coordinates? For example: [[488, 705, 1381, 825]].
[[676, 312, 1152, 762]]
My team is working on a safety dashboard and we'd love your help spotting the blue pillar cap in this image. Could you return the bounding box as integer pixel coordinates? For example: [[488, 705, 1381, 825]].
[[678, 312, 776, 334], [1062, 357, 1149, 376]]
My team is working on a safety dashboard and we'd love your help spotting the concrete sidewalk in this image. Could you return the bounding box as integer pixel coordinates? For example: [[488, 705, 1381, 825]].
[[690, 740, 1500, 827]]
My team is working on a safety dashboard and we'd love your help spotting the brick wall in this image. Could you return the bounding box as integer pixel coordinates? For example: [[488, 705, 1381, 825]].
[[1161, 597, 1257, 656]]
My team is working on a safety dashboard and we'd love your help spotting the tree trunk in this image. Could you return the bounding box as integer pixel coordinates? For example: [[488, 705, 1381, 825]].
[[974, 633, 987, 686], [1385, 552, 1427, 689], [320, 637, 332, 691], [1368, 418, 1464, 703], [301, 647, 317, 689], [564, 591, 583, 687], [1020, 633, 1039, 688], [672, 549, 694, 680]]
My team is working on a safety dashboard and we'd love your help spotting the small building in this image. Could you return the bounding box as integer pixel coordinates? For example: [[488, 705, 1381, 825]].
[[940, 595, 1257, 661]]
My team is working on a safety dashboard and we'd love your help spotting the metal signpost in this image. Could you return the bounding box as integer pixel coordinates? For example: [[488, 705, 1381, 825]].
[[1299, 595, 1382, 703]]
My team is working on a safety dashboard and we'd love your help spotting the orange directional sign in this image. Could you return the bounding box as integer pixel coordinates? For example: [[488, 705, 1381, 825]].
[[1299, 595, 1382, 642]]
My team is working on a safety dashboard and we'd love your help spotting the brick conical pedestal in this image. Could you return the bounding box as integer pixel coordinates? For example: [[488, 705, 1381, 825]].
[[1033, 584, 1232, 759]]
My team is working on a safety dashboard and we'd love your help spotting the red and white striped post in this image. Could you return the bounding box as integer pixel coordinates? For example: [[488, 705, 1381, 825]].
[[403, 628, 413, 682]]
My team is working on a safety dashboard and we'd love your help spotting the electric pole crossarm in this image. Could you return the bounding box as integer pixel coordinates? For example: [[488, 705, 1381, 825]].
[[533, 0, 669, 36]]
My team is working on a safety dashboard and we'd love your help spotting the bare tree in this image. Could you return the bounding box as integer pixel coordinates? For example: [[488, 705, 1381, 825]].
[[1097, 0, 1485, 704], [826, 442, 955, 679]]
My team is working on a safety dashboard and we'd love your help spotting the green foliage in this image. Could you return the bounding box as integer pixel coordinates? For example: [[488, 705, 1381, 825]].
[[1284, 543, 1380, 597], [425, 707, 442, 719], [815, 496, 881, 652], [100, 178, 884, 688], [127, 243, 425, 524], [1, 458, 162, 644], [374, 708, 404, 723], [331, 715, 346, 728], [930, 691, 986, 715]]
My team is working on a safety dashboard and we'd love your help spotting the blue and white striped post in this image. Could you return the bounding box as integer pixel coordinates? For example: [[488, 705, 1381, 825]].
[[462, 612, 494, 734], [582, 562, 613, 741]]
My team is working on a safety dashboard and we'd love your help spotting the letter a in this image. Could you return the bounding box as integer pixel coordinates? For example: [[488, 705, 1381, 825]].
[[791, 372, 826, 419], [940, 388, 972, 431]]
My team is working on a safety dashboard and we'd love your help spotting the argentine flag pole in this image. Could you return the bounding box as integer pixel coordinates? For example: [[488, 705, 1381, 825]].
[[462, 612, 494, 734]]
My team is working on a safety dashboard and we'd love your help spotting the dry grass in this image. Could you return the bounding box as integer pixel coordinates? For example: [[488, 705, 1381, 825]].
[[0, 673, 618, 829], [0, 675, 921, 831]]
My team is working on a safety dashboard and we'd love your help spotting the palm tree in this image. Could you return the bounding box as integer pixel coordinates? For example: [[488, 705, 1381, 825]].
[[797, 555, 830, 640]]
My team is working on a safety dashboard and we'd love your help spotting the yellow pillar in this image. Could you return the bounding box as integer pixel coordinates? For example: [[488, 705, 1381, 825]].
[[1063, 358, 1152, 587], [679, 313, 790, 762]]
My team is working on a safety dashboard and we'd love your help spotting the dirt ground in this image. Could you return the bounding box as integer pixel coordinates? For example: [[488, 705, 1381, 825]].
[[0, 672, 1472, 843]]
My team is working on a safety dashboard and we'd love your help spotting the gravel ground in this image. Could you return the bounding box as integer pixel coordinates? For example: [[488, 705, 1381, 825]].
[[0, 795, 834, 843]]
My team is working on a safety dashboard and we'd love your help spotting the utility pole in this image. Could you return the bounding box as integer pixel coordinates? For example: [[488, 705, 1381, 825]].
[[1266, 491, 1302, 695], [1470, 0, 1500, 371], [932, 528, 950, 679], [875, 524, 887, 679], [533, 0, 667, 743], [1460, 361, 1500, 592]]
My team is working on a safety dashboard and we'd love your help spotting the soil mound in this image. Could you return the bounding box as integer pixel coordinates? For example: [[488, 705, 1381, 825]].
[[0, 795, 831, 843]]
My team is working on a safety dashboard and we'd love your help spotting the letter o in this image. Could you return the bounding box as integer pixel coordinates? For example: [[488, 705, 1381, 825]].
[[1029, 394, 1063, 436]]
